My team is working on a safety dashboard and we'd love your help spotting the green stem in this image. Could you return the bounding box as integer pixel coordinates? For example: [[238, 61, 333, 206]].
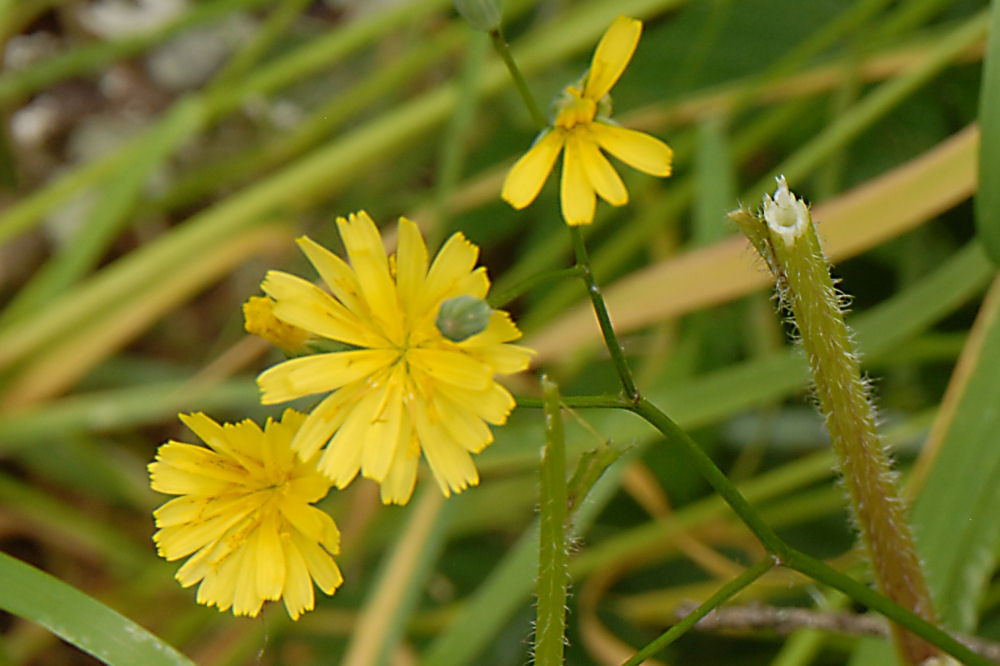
[[631, 398, 787, 555], [536, 375, 569, 666], [622, 557, 778, 666], [570, 227, 641, 402], [488, 266, 583, 309], [512, 392, 988, 665], [516, 393, 625, 409], [783, 551, 989, 666], [631, 396, 989, 665], [488, 28, 548, 131]]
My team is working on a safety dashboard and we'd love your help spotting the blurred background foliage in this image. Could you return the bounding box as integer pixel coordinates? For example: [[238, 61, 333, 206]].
[[0, 0, 998, 664]]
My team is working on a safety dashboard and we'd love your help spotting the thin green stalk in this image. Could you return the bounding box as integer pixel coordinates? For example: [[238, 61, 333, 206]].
[[783, 551, 989, 666], [488, 28, 548, 131], [621, 557, 778, 666], [488, 266, 583, 308], [631, 397, 787, 555], [536, 375, 569, 666], [516, 393, 624, 409], [627, 395, 987, 665], [570, 227, 641, 402]]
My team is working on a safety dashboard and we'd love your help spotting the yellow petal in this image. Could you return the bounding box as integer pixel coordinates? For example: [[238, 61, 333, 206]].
[[408, 348, 493, 390], [290, 388, 357, 460], [336, 213, 404, 341], [395, 218, 429, 318], [254, 514, 285, 600], [560, 132, 596, 225], [433, 393, 492, 454], [438, 381, 515, 425], [583, 16, 641, 101], [358, 378, 405, 482], [460, 310, 522, 345], [577, 129, 628, 205], [290, 530, 343, 594], [501, 129, 565, 209], [294, 237, 366, 317], [590, 122, 673, 176], [380, 435, 419, 505], [281, 539, 313, 620], [257, 349, 395, 404], [413, 408, 478, 497], [422, 231, 480, 311], [263, 270, 380, 348]]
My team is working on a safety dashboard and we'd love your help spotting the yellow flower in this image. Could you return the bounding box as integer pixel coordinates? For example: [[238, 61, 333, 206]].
[[149, 409, 343, 620], [501, 16, 674, 226], [243, 295, 311, 355], [256, 212, 534, 505]]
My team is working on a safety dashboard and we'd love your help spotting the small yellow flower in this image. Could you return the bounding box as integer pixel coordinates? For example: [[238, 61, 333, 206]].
[[243, 295, 311, 355], [501, 16, 673, 226], [256, 212, 533, 505], [149, 409, 343, 620]]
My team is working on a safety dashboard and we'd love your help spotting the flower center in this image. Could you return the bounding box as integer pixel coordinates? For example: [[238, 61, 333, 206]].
[[554, 86, 596, 129]]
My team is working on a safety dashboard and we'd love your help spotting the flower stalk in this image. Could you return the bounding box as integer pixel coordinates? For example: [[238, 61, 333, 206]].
[[730, 177, 937, 665], [535, 374, 570, 666]]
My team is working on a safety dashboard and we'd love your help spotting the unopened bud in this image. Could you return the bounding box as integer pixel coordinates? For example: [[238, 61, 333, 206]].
[[243, 296, 310, 355], [454, 0, 502, 32], [436, 295, 492, 342]]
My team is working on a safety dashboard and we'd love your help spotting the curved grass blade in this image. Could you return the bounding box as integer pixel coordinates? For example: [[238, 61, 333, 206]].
[[0, 552, 195, 666]]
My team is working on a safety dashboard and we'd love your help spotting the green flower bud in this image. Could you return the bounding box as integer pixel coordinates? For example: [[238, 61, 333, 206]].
[[436, 295, 492, 342], [454, 0, 502, 32]]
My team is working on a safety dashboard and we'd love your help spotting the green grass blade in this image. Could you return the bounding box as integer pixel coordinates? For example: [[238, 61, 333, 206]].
[[976, 0, 1000, 265], [0, 97, 206, 327], [910, 278, 1000, 631], [0, 552, 195, 666]]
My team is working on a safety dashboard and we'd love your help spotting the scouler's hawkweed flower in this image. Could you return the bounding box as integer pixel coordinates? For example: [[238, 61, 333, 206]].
[[501, 15, 673, 226], [149, 409, 343, 620], [255, 211, 533, 505]]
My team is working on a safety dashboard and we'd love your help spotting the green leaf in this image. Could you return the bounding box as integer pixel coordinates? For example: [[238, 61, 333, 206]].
[[0, 552, 195, 666]]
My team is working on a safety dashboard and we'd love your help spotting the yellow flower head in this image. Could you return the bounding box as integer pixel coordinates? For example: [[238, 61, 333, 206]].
[[256, 212, 534, 505], [243, 295, 311, 355], [149, 409, 342, 620], [501, 16, 674, 226]]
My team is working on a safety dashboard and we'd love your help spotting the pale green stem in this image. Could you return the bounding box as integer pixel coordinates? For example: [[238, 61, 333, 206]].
[[536, 375, 570, 666]]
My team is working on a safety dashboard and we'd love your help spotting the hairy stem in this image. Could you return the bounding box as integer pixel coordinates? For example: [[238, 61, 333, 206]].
[[730, 178, 937, 664]]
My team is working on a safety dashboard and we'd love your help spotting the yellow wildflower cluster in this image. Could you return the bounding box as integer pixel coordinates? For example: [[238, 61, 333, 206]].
[[151, 212, 531, 619], [150, 14, 664, 623]]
